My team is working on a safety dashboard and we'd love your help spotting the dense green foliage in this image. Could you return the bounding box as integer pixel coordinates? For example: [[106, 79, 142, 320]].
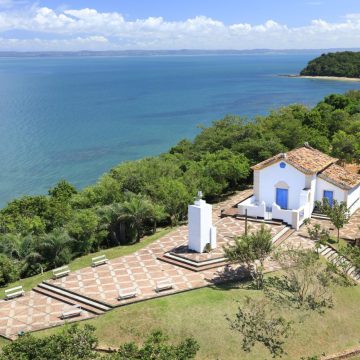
[[111, 330, 199, 360], [300, 51, 360, 78], [0, 325, 199, 360], [0, 91, 359, 285], [224, 225, 273, 289], [1, 324, 98, 360]]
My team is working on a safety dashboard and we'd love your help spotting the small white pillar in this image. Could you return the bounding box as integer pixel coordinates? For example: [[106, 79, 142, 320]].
[[188, 192, 217, 253], [210, 226, 217, 250]]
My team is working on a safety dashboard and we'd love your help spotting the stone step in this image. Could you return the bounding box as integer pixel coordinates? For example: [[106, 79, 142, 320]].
[[347, 266, 357, 275], [39, 282, 112, 312], [318, 244, 327, 252], [273, 228, 295, 247], [157, 255, 228, 272], [324, 250, 335, 259], [328, 252, 339, 261], [332, 256, 346, 266], [235, 215, 284, 226], [319, 247, 360, 284], [354, 272, 360, 281], [322, 247, 333, 256], [165, 252, 226, 267], [311, 213, 330, 221], [33, 286, 104, 316]]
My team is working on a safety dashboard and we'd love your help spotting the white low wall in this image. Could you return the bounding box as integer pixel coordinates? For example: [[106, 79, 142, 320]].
[[272, 203, 308, 230], [349, 198, 360, 215], [272, 203, 293, 225], [238, 196, 266, 218]]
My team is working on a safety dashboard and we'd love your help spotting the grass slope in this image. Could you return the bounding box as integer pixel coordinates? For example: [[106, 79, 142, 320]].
[[32, 281, 360, 360], [0, 227, 172, 298]]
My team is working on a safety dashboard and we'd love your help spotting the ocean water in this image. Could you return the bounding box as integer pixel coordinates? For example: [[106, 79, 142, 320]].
[[0, 53, 359, 207]]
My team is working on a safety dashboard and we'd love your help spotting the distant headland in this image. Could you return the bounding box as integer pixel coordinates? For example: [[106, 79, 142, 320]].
[[296, 51, 360, 81]]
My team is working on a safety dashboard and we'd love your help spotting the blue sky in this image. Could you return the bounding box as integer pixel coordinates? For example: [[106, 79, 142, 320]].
[[0, 0, 359, 50], [37, 0, 359, 26]]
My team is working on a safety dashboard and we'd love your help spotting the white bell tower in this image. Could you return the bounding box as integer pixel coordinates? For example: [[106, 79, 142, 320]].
[[188, 191, 217, 253]]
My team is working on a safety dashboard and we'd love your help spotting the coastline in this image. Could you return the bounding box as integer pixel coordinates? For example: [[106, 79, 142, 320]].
[[286, 74, 360, 82]]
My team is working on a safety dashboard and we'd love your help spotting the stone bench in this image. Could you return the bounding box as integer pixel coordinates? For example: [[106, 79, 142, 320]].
[[52, 265, 70, 279], [5, 286, 25, 300], [118, 287, 138, 300], [155, 278, 173, 293], [91, 255, 108, 267], [60, 304, 82, 319]]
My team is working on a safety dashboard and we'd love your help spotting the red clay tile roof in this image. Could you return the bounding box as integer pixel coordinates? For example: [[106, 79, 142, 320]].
[[319, 163, 360, 190], [251, 145, 337, 175]]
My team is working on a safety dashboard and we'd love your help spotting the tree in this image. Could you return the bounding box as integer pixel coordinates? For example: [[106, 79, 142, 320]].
[[268, 248, 333, 312], [38, 228, 73, 269], [227, 297, 292, 358], [0, 233, 23, 260], [331, 130, 360, 164], [0, 195, 49, 235], [118, 194, 155, 242], [224, 225, 272, 289], [0, 254, 19, 286], [48, 180, 77, 201], [66, 209, 100, 254], [111, 330, 199, 360], [1, 324, 99, 360], [316, 199, 350, 242], [199, 149, 250, 197], [148, 178, 192, 226], [304, 220, 330, 254]]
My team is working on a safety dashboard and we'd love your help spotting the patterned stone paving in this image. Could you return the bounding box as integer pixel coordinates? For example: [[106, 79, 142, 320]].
[[0, 292, 94, 340], [49, 216, 285, 307], [168, 217, 285, 262], [0, 190, 357, 340], [308, 209, 360, 241]]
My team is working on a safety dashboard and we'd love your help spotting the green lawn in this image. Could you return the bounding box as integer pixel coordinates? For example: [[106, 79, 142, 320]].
[[0, 227, 173, 298], [31, 280, 360, 360]]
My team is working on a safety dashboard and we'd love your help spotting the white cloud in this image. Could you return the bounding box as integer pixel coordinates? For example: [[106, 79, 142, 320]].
[[0, 6, 360, 50], [0, 35, 110, 51]]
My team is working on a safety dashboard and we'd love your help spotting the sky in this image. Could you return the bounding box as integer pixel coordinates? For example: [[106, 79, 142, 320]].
[[0, 0, 360, 51]]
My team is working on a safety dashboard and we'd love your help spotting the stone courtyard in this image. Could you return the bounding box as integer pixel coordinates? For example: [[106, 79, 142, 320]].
[[0, 189, 357, 340]]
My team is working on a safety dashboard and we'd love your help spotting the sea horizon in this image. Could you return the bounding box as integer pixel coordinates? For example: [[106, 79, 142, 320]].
[[0, 48, 360, 57]]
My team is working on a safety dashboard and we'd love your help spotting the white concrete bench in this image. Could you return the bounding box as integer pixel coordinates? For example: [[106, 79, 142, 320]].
[[118, 287, 137, 300], [60, 304, 82, 319], [5, 286, 24, 300], [52, 265, 70, 279], [155, 278, 173, 292], [91, 254, 108, 267]]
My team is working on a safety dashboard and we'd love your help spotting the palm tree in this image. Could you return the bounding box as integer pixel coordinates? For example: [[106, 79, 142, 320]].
[[97, 203, 123, 246], [150, 203, 166, 234], [0, 233, 23, 260], [21, 251, 44, 277], [118, 194, 154, 242], [39, 228, 73, 268]]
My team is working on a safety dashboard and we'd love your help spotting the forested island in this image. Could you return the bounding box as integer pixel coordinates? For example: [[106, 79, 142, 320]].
[[0, 91, 359, 285], [300, 51, 360, 78]]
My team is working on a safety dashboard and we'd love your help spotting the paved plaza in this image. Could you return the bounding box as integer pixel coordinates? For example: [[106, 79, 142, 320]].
[[0, 189, 357, 340]]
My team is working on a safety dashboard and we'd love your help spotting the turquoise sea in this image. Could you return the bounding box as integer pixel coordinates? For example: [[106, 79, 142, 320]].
[[0, 53, 360, 207]]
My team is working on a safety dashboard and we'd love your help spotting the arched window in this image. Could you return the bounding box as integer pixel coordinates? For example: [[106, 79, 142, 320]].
[[274, 181, 289, 189]]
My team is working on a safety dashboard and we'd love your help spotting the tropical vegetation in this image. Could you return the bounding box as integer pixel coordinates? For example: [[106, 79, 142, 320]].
[[0, 90, 360, 285], [0, 324, 199, 360]]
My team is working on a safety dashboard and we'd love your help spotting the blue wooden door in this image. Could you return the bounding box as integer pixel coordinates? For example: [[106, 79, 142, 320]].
[[323, 190, 334, 207], [276, 188, 288, 210]]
